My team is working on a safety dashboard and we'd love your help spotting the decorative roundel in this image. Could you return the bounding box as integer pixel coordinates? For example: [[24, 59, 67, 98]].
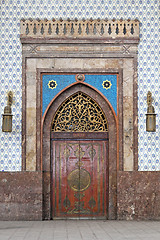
[[68, 168, 91, 192], [102, 80, 112, 90], [48, 80, 57, 89], [75, 74, 85, 82]]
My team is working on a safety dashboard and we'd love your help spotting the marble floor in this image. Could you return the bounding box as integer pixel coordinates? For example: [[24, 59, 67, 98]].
[[0, 220, 160, 240]]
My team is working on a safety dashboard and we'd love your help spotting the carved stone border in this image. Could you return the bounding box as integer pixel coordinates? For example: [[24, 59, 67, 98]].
[[21, 19, 139, 41]]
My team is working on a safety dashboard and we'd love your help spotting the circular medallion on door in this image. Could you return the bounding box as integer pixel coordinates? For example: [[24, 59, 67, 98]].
[[67, 168, 91, 192]]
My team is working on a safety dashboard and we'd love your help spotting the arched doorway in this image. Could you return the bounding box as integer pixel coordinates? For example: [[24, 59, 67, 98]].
[[51, 92, 109, 219], [42, 83, 117, 220], [21, 18, 139, 220]]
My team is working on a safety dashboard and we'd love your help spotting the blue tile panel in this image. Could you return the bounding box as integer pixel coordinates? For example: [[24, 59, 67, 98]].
[[42, 74, 117, 116], [0, 0, 159, 171]]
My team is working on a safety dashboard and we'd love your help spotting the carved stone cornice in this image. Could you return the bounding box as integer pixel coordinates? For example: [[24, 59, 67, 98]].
[[20, 19, 140, 43]]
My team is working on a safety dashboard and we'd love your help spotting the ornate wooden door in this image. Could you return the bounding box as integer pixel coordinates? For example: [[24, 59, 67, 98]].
[[51, 92, 109, 219], [52, 139, 108, 219]]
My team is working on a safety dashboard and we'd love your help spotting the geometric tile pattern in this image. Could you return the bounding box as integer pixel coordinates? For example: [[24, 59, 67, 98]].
[[0, 0, 159, 171], [42, 74, 117, 115]]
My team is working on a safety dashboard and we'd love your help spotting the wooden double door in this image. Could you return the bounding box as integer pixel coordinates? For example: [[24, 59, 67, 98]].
[[51, 134, 108, 219]]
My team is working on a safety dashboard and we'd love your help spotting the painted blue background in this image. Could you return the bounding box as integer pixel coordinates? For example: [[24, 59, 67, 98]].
[[42, 74, 117, 116]]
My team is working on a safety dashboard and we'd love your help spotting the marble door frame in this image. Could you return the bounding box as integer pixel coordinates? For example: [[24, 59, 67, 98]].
[[21, 19, 139, 219]]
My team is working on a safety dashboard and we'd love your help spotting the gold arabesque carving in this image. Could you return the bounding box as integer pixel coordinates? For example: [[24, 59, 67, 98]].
[[52, 92, 108, 132]]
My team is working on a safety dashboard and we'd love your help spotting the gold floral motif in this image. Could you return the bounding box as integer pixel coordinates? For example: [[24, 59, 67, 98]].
[[88, 196, 96, 209], [89, 148, 96, 159], [48, 80, 57, 89], [63, 146, 70, 159], [63, 196, 71, 209], [52, 92, 108, 132], [67, 201, 90, 214], [74, 192, 85, 200], [74, 146, 85, 160], [102, 80, 112, 90]]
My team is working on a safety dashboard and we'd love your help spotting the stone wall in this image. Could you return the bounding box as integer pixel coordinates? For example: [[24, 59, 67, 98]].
[[0, 172, 42, 220], [117, 171, 160, 220], [0, 171, 159, 220]]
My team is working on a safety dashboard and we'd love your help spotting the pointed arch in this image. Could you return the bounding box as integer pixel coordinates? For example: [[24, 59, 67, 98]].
[[42, 81, 117, 128], [42, 82, 118, 220], [51, 91, 108, 132]]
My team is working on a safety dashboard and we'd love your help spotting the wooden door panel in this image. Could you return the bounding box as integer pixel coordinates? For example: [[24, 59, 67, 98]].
[[52, 140, 107, 219]]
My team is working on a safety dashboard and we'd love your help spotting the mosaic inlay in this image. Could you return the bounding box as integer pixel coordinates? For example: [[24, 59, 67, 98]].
[[48, 80, 57, 90], [102, 80, 112, 90], [42, 74, 117, 116]]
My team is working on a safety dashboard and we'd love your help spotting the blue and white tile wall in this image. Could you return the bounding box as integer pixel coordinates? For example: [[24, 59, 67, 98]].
[[0, 0, 159, 171]]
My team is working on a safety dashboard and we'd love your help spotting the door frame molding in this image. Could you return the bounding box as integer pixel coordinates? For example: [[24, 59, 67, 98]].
[[42, 83, 118, 219]]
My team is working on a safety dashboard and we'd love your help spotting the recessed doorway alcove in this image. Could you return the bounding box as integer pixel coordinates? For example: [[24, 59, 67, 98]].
[[20, 19, 140, 220]]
